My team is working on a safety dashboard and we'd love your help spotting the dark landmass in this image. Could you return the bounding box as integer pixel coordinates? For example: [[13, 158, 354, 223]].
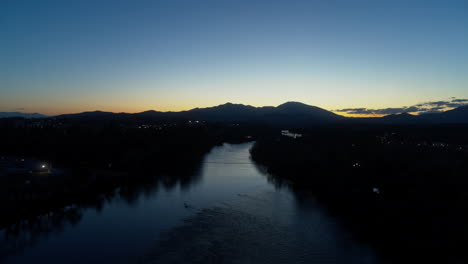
[[250, 125, 468, 263]]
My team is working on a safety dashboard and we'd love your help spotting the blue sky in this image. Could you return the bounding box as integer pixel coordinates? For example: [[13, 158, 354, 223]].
[[1, 0, 467, 115]]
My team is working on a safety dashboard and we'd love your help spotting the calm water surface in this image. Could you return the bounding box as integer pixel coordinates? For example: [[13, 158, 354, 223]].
[[1, 142, 380, 263]]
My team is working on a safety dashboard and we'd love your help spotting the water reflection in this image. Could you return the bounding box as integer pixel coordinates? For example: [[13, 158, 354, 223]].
[[251, 161, 292, 191], [0, 207, 83, 261], [0, 158, 204, 261]]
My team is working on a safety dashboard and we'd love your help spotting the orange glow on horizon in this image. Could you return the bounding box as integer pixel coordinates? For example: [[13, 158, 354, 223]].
[[30, 107, 384, 117], [332, 112, 386, 118]]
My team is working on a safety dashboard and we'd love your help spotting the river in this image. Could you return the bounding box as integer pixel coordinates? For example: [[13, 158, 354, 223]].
[[0, 142, 381, 263]]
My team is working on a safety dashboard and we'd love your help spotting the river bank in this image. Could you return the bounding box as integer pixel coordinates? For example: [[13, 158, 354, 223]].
[[250, 134, 468, 263]]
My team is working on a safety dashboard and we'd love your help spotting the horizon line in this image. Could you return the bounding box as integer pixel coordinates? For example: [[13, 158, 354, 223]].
[[2, 100, 467, 118]]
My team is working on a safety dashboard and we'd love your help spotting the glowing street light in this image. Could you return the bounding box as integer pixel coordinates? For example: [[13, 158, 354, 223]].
[[373, 187, 380, 194]]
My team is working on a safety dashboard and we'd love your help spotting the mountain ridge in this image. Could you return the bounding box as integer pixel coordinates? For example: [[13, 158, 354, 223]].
[[2, 103, 468, 125], [0, 112, 49, 119]]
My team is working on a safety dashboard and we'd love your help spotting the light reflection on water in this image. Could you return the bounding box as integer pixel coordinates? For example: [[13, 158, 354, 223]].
[[1, 142, 380, 264]]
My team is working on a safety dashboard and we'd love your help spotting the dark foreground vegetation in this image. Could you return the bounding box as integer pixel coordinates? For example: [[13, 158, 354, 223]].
[[251, 124, 468, 263]]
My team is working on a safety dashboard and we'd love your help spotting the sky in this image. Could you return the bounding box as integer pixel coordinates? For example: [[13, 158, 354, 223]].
[[1, 0, 468, 115]]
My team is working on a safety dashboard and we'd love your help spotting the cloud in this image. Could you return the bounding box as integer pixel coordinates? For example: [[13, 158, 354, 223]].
[[335, 107, 414, 115], [335, 97, 468, 116], [416, 98, 468, 110], [415, 101, 448, 107], [335, 108, 366, 113], [423, 110, 444, 114], [404, 106, 419, 112], [452, 99, 468, 103]]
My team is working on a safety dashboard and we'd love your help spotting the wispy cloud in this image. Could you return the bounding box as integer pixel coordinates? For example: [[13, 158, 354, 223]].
[[451, 99, 468, 103], [335, 98, 468, 116], [335, 107, 409, 115]]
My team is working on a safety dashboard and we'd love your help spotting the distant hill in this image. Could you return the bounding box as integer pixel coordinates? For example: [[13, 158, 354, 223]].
[[184, 103, 260, 122], [379, 112, 419, 124], [418, 105, 468, 124], [56, 111, 129, 120], [0, 112, 48, 118], [372, 106, 468, 124], [267, 102, 344, 123]]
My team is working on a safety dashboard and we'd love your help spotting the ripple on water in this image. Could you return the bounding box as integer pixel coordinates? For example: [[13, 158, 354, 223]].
[[139, 191, 379, 264]]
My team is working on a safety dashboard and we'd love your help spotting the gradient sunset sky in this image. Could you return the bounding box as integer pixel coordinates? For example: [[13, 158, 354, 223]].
[[1, 0, 468, 115]]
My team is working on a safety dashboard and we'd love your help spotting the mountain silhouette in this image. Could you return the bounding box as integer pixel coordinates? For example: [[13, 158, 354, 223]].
[[376, 106, 468, 124], [5, 103, 468, 125], [53, 102, 342, 126], [57, 111, 128, 120], [0, 112, 48, 118], [184, 103, 260, 122], [181, 102, 343, 125], [271, 102, 343, 119], [419, 105, 468, 123], [379, 112, 419, 124]]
